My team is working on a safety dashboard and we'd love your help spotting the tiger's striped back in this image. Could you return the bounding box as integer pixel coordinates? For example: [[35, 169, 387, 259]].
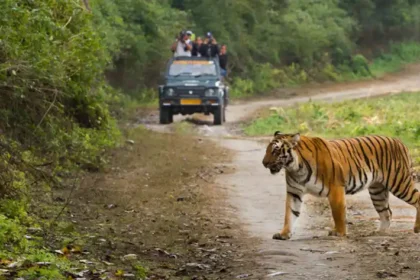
[[326, 136, 418, 204]]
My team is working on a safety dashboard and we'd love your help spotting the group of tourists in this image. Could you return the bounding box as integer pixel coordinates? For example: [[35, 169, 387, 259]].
[[170, 30, 228, 77]]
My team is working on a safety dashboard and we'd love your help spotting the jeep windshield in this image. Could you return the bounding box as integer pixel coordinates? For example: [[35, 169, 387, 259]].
[[168, 60, 217, 77]]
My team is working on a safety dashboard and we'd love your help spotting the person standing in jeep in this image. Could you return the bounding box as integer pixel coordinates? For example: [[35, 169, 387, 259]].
[[191, 36, 203, 57], [171, 31, 192, 57], [219, 44, 228, 77], [200, 32, 219, 58]]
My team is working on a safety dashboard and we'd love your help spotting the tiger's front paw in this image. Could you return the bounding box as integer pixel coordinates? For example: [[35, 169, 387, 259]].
[[272, 231, 291, 240]]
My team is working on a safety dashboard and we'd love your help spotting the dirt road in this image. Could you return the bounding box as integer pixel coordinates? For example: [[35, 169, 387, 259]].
[[144, 65, 420, 279]]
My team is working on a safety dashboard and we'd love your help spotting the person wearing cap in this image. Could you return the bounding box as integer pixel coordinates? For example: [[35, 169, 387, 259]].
[[200, 32, 219, 58], [170, 30, 192, 57], [186, 30, 195, 43]]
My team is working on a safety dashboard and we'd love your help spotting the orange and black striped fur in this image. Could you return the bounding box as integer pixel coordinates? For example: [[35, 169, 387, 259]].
[[262, 131, 420, 240]]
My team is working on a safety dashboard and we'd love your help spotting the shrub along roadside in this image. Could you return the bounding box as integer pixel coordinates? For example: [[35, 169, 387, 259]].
[[0, 1, 122, 278], [244, 92, 420, 167], [229, 41, 420, 99]]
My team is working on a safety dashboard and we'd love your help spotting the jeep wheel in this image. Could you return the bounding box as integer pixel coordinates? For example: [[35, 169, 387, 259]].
[[159, 106, 172, 124], [213, 105, 223, 125]]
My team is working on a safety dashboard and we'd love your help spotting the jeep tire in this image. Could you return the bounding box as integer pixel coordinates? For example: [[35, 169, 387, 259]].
[[213, 104, 224, 125], [159, 106, 173, 124]]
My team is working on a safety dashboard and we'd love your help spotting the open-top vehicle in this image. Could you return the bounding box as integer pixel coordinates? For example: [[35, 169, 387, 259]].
[[158, 56, 229, 125]]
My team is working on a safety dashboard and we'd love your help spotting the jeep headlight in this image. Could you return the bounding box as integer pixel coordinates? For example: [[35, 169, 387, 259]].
[[205, 88, 216, 96], [165, 88, 174, 96]]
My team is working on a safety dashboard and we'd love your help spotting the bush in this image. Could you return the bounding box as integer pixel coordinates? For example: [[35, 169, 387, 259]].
[[0, 0, 120, 188], [0, 2, 120, 275], [370, 41, 420, 76]]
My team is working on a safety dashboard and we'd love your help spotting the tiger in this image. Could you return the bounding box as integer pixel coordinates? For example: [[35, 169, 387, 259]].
[[262, 131, 420, 240]]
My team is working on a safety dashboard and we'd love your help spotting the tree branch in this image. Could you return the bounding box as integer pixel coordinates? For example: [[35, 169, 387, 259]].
[[81, 0, 91, 11], [37, 89, 58, 128]]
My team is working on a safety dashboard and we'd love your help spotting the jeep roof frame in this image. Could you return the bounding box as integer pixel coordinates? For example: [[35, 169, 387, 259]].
[[164, 55, 222, 78]]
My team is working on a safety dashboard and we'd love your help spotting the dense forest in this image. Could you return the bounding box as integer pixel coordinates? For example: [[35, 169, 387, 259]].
[[101, 0, 420, 97], [1, 0, 420, 278]]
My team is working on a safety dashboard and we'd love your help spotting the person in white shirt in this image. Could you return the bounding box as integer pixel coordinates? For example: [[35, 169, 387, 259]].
[[186, 30, 193, 44], [171, 31, 192, 57]]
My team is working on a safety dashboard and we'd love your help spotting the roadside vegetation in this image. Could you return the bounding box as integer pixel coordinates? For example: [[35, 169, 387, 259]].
[[230, 41, 420, 98], [0, 1, 121, 278], [244, 92, 420, 168]]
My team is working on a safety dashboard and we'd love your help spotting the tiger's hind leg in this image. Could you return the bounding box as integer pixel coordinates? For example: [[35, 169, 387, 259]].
[[368, 183, 392, 232], [388, 175, 420, 233]]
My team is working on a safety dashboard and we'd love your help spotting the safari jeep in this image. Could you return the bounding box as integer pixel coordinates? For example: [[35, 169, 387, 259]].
[[158, 56, 229, 125]]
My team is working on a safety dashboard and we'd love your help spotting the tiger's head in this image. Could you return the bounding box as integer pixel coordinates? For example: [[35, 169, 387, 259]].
[[262, 131, 301, 175]]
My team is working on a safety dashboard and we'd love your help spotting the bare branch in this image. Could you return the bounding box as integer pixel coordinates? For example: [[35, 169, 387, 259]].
[[49, 177, 79, 230], [81, 0, 91, 11], [37, 89, 58, 128], [62, 16, 73, 29]]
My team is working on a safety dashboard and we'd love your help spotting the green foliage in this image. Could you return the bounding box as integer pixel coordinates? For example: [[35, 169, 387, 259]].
[[18, 267, 66, 280], [350, 54, 372, 76], [244, 92, 420, 166], [96, 0, 420, 99], [277, 0, 356, 67], [93, 0, 189, 93], [339, 0, 420, 43], [0, 215, 28, 251], [0, 0, 121, 190], [230, 63, 309, 98], [0, 199, 28, 221], [0, 1, 120, 277], [369, 41, 420, 76], [0, 216, 72, 278], [133, 263, 148, 279]]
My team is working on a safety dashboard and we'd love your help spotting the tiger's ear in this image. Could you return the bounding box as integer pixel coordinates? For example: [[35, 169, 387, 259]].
[[274, 131, 282, 137], [290, 133, 300, 147]]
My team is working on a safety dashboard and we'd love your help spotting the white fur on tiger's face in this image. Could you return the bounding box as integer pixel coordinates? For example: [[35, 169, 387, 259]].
[[262, 132, 300, 174]]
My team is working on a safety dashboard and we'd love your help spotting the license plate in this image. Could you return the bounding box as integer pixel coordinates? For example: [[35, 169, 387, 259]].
[[180, 99, 201, 105]]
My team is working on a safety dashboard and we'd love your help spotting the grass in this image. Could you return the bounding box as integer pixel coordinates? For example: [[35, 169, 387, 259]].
[[0, 212, 84, 279], [244, 92, 420, 166]]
